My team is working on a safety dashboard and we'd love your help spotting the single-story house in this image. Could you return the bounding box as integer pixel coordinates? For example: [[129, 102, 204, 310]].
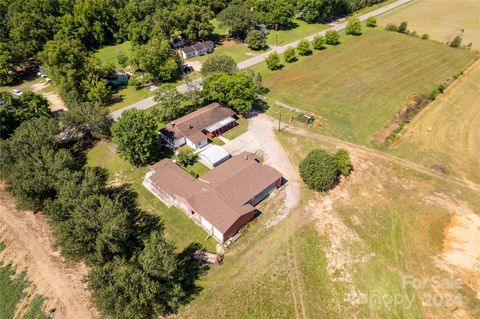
[[198, 145, 231, 168], [179, 41, 214, 59], [143, 152, 283, 243], [160, 102, 236, 150]]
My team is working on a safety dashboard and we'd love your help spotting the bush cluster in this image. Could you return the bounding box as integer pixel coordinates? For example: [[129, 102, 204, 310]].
[[299, 148, 352, 192]]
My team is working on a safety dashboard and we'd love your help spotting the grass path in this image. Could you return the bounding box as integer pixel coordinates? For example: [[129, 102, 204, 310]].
[[281, 122, 480, 193]]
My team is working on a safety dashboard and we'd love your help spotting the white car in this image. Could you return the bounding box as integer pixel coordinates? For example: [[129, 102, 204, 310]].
[[12, 89, 23, 96]]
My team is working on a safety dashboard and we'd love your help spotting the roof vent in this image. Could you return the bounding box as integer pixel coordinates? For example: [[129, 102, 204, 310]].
[[244, 155, 248, 160], [189, 124, 193, 129]]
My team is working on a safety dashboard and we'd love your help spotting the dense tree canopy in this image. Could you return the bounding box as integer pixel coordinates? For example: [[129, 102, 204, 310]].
[[111, 109, 159, 166], [0, 91, 52, 139], [245, 31, 268, 50], [0, 117, 77, 210], [254, 0, 295, 29], [131, 36, 181, 82], [153, 84, 194, 123], [200, 55, 239, 77], [218, 3, 257, 39], [202, 71, 263, 114]]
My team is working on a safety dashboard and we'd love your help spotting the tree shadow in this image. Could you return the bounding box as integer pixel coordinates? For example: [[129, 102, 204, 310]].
[[148, 139, 174, 164]]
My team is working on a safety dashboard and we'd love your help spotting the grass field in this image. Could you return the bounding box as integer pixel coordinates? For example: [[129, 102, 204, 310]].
[[267, 19, 329, 46], [86, 141, 217, 251], [108, 85, 153, 112], [95, 41, 132, 68], [176, 128, 480, 318], [0, 243, 48, 319], [255, 28, 476, 145], [390, 59, 480, 184], [379, 0, 480, 50]]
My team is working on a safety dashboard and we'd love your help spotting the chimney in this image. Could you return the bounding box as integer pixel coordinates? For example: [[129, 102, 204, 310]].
[[244, 154, 248, 160]]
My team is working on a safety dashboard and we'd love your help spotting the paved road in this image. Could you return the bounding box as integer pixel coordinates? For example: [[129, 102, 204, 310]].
[[111, 0, 413, 120]]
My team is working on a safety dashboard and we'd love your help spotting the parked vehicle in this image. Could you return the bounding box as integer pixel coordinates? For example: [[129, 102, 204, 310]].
[[12, 89, 23, 96], [182, 64, 194, 73]]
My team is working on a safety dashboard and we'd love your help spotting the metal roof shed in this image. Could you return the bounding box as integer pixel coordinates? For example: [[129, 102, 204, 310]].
[[198, 145, 231, 169]]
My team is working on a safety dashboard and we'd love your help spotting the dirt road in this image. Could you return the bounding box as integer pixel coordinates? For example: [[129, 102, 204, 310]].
[[0, 185, 99, 319], [286, 126, 480, 193]]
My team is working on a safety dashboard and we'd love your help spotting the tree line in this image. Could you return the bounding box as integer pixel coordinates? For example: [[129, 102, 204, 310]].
[[0, 115, 208, 319]]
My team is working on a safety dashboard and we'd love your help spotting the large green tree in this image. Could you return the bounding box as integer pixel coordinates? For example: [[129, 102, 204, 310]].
[[0, 117, 76, 210], [254, 0, 295, 29], [200, 55, 238, 77], [131, 36, 181, 82], [217, 3, 257, 39], [174, 4, 214, 41], [299, 149, 339, 191], [202, 71, 263, 114], [297, 0, 333, 23], [111, 109, 158, 166], [0, 91, 52, 139], [153, 84, 193, 123]]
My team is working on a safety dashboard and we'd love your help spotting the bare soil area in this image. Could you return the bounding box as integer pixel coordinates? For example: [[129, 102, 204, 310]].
[[0, 184, 99, 319], [31, 82, 66, 112]]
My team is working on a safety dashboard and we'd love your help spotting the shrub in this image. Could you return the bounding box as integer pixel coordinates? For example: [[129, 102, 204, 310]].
[[397, 21, 408, 33], [449, 35, 462, 48], [265, 52, 282, 70], [345, 18, 362, 35], [299, 149, 339, 192], [385, 23, 398, 31], [176, 148, 197, 167], [421, 33, 429, 40], [312, 35, 326, 50], [296, 39, 312, 56], [245, 30, 267, 50], [334, 149, 352, 176], [325, 30, 340, 45], [366, 16, 377, 28], [284, 47, 297, 63]]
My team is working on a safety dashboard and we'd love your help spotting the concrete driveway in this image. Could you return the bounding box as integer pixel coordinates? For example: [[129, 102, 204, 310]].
[[223, 114, 301, 225]]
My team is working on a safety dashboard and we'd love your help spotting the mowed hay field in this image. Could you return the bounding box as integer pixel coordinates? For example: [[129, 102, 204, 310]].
[[176, 130, 480, 318], [260, 29, 476, 145], [379, 0, 480, 50], [391, 59, 480, 184]]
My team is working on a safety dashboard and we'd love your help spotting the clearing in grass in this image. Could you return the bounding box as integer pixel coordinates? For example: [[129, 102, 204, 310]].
[[259, 28, 475, 145]]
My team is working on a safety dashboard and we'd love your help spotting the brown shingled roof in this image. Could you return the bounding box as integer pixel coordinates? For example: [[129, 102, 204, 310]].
[[160, 102, 235, 142], [148, 152, 282, 234]]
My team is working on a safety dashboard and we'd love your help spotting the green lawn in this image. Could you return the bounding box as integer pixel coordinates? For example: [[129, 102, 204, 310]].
[[209, 137, 225, 146], [255, 28, 476, 145], [184, 161, 210, 177], [267, 19, 329, 46], [108, 85, 154, 112], [86, 141, 217, 251], [94, 41, 132, 68], [222, 117, 248, 140]]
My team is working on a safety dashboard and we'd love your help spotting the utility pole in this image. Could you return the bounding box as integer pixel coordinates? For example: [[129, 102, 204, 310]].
[[278, 111, 281, 131]]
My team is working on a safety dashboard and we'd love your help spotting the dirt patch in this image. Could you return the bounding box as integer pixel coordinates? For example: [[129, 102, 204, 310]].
[[221, 38, 242, 47], [31, 81, 66, 112], [188, 61, 202, 71], [0, 184, 100, 319], [426, 194, 480, 298]]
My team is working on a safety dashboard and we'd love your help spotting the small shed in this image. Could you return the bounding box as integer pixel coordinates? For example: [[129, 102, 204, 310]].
[[198, 145, 231, 168]]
